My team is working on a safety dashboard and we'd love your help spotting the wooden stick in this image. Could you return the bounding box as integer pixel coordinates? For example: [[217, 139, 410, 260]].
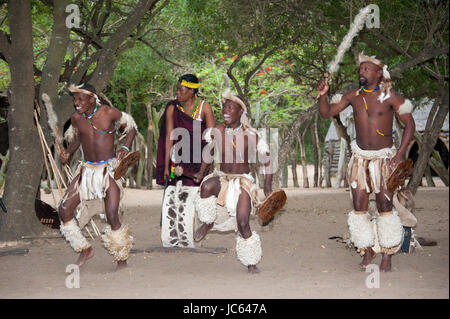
[[0, 248, 29, 257], [34, 110, 60, 206], [130, 246, 227, 254], [34, 112, 67, 191]]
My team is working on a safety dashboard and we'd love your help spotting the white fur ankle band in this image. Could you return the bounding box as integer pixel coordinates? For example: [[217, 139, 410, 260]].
[[101, 224, 134, 261], [376, 210, 404, 249], [236, 231, 262, 266], [347, 210, 375, 249], [60, 219, 91, 252]]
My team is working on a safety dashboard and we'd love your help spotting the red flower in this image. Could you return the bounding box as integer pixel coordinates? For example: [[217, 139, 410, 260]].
[[260, 89, 267, 95], [258, 72, 264, 76], [232, 55, 238, 60], [284, 59, 289, 64], [266, 67, 271, 71], [220, 56, 225, 61], [74, 67, 78, 71]]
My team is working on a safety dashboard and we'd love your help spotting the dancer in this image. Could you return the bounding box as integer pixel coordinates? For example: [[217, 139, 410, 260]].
[[193, 89, 273, 274], [317, 53, 415, 271], [59, 83, 137, 270]]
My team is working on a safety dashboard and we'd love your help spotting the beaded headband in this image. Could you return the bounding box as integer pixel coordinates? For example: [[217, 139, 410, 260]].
[[180, 80, 200, 89]]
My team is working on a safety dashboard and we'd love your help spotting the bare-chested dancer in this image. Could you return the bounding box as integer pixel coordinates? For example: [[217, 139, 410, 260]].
[[317, 53, 415, 272], [58, 83, 137, 270], [192, 89, 273, 274]]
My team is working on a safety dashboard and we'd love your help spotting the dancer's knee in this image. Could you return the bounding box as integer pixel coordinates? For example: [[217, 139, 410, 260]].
[[200, 178, 220, 198]]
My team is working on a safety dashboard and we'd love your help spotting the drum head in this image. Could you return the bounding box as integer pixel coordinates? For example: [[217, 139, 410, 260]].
[[257, 190, 287, 223], [387, 159, 413, 192], [114, 151, 140, 180]]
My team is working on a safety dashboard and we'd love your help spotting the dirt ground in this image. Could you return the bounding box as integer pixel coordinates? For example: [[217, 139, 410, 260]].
[[0, 168, 448, 299]]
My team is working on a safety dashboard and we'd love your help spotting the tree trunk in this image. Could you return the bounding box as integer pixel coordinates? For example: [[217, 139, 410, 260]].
[[334, 138, 348, 188], [0, 1, 47, 240], [324, 142, 333, 187], [429, 154, 449, 186], [126, 90, 133, 114], [281, 163, 288, 188], [424, 164, 435, 187], [38, 0, 71, 146], [291, 143, 299, 188], [146, 102, 153, 189], [310, 114, 320, 187], [297, 134, 309, 188], [408, 87, 449, 194], [275, 105, 318, 186]]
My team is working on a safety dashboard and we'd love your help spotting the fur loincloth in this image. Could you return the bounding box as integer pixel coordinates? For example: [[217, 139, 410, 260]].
[[60, 158, 124, 229], [199, 170, 259, 232], [347, 141, 396, 195], [61, 158, 122, 205]]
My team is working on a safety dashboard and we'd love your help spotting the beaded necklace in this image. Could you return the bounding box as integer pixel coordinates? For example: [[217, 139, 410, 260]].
[[83, 105, 98, 119], [83, 104, 116, 134], [226, 123, 244, 162], [361, 86, 393, 137], [361, 86, 380, 93], [178, 97, 199, 119]]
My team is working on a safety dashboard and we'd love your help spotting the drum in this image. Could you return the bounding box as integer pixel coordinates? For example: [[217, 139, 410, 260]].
[[161, 180, 198, 248], [257, 190, 287, 223], [35, 199, 60, 229], [114, 151, 140, 180]]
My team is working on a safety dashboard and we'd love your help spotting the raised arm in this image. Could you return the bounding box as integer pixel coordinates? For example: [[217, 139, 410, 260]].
[[317, 78, 351, 118]]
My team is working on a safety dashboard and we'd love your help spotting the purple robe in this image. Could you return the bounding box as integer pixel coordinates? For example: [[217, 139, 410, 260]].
[[155, 100, 207, 187]]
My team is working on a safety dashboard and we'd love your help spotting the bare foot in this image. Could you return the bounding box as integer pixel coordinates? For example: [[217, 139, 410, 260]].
[[359, 247, 376, 269], [380, 253, 392, 272], [193, 223, 214, 242], [248, 265, 260, 274], [115, 260, 127, 271], [75, 246, 94, 267]]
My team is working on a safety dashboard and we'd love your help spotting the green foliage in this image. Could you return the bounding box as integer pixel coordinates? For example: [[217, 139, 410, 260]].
[[0, 0, 447, 164]]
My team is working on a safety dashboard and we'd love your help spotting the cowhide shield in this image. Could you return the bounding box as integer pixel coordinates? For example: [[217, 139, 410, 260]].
[[161, 180, 198, 248]]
